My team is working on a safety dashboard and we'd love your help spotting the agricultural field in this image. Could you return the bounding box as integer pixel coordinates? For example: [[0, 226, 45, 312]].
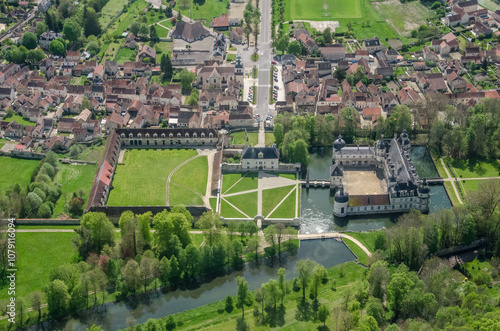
[[372, 0, 434, 37], [99, 0, 129, 28], [52, 164, 98, 217], [0, 233, 76, 301], [107, 149, 199, 206], [0, 157, 39, 191]]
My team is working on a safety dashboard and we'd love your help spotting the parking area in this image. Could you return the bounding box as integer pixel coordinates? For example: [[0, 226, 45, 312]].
[[243, 72, 257, 105], [273, 65, 286, 103]]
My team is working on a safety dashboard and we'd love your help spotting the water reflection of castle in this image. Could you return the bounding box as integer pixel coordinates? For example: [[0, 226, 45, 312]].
[[331, 131, 430, 217]]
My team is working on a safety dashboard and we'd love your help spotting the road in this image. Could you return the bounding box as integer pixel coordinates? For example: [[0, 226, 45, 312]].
[[254, 0, 273, 118]]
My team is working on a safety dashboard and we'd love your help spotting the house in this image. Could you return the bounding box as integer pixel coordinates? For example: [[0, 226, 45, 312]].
[[1, 120, 23, 138], [297, 32, 318, 53], [211, 13, 229, 31], [138, 44, 156, 63], [240, 145, 280, 170], [105, 112, 128, 131], [228, 113, 253, 127], [212, 33, 227, 62], [38, 31, 62, 50], [93, 64, 104, 83], [375, 60, 393, 77], [320, 45, 346, 62], [423, 45, 440, 62], [447, 72, 467, 92], [38, 0, 51, 12], [472, 21, 492, 37], [463, 46, 483, 63], [105, 61, 118, 76], [398, 87, 421, 105], [445, 14, 461, 27], [426, 73, 448, 93], [229, 27, 242, 44], [363, 37, 385, 54], [171, 21, 211, 42], [125, 33, 137, 49], [42, 135, 72, 152], [196, 63, 238, 88], [485, 45, 500, 63]]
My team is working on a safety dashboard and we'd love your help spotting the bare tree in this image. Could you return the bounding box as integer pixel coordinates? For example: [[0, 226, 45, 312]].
[[28, 291, 43, 322]]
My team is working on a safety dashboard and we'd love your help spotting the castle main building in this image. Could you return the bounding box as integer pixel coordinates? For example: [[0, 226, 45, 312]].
[[331, 131, 430, 217]]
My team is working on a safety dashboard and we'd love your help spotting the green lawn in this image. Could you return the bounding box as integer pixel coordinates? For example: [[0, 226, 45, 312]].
[[222, 172, 257, 193], [145, 8, 167, 25], [70, 76, 86, 85], [2, 114, 36, 126], [230, 131, 258, 146], [343, 238, 369, 265], [115, 47, 135, 64], [265, 133, 274, 145], [224, 191, 258, 218], [16, 225, 79, 230], [170, 156, 208, 206], [431, 152, 448, 178], [191, 233, 205, 247], [268, 187, 296, 218], [101, 41, 122, 63], [154, 24, 170, 38], [372, 1, 434, 37], [444, 181, 460, 206], [478, 0, 500, 11], [220, 199, 246, 218], [262, 185, 295, 218], [52, 164, 97, 217], [224, 172, 258, 195], [99, 0, 129, 27], [278, 173, 296, 180], [0, 233, 76, 301], [0, 157, 39, 191], [154, 41, 173, 62], [108, 149, 197, 206], [226, 54, 236, 63], [346, 231, 381, 253], [209, 197, 217, 211], [446, 157, 500, 178], [137, 261, 365, 330], [74, 144, 105, 162], [180, 0, 229, 27]]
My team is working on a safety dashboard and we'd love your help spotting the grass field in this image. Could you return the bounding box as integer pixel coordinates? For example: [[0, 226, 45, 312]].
[[170, 156, 208, 206], [191, 233, 205, 247], [446, 157, 500, 178], [2, 114, 36, 127], [100, 41, 122, 63], [70, 76, 86, 85], [154, 41, 173, 62], [222, 172, 258, 193], [52, 164, 97, 217], [478, 0, 500, 11], [230, 131, 258, 146], [265, 133, 274, 145], [343, 238, 369, 265], [444, 181, 460, 206], [268, 187, 296, 218], [109, 0, 149, 37], [99, 0, 129, 28], [372, 1, 434, 36], [220, 199, 246, 218], [180, 0, 229, 26], [107, 149, 197, 206], [224, 191, 258, 218], [209, 197, 217, 211], [0, 233, 76, 301], [223, 173, 258, 194], [262, 185, 295, 218], [115, 47, 135, 64], [145, 261, 364, 330], [0, 157, 39, 191], [289, 0, 361, 19], [154, 24, 170, 38], [346, 231, 381, 253]]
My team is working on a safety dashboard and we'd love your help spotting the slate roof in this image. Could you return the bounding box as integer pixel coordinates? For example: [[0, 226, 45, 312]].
[[241, 146, 279, 159], [171, 21, 210, 41]]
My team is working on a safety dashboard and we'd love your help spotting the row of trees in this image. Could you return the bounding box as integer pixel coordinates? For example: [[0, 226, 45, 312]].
[[243, 1, 260, 48]]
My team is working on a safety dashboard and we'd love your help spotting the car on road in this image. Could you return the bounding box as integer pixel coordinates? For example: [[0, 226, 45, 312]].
[[274, 85, 279, 89], [271, 60, 277, 65]]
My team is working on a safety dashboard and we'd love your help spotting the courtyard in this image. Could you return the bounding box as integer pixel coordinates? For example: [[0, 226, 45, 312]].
[[344, 170, 387, 196]]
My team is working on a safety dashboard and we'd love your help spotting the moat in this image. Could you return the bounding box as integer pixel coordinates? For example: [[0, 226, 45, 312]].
[[300, 146, 452, 233]]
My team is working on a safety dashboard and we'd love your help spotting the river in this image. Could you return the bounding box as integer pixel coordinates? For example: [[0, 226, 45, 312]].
[[28, 239, 355, 331], [300, 146, 452, 233]]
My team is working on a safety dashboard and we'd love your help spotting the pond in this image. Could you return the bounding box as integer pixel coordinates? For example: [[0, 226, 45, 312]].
[[301, 146, 452, 233], [30, 239, 356, 331]]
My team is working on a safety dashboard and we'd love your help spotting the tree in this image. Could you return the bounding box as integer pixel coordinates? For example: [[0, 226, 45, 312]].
[[161, 54, 173, 82], [49, 39, 66, 56], [140, 257, 152, 293], [243, 23, 252, 47], [253, 20, 260, 46], [387, 267, 414, 318], [28, 291, 43, 322], [263, 225, 277, 256], [44, 280, 71, 317], [236, 276, 253, 319], [277, 267, 286, 305], [26, 49, 46, 65], [290, 139, 309, 166], [263, 279, 279, 309], [36, 21, 48, 37], [273, 123, 284, 148], [296, 259, 316, 299], [276, 34, 289, 54], [122, 260, 141, 295], [312, 264, 327, 298], [130, 21, 141, 36], [165, 5, 173, 18], [86, 41, 100, 57], [63, 21, 81, 42], [196, 211, 222, 246], [323, 27, 332, 45], [21, 32, 37, 50], [246, 221, 258, 237], [247, 236, 260, 262], [150, 25, 159, 44], [225, 295, 234, 313], [16, 297, 27, 327], [318, 304, 330, 327], [80, 212, 115, 255], [178, 69, 196, 93], [287, 40, 302, 56], [84, 8, 102, 37]]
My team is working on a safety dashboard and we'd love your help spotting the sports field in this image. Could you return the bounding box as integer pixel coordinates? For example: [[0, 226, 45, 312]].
[[0, 157, 39, 191], [289, 0, 362, 20], [52, 164, 98, 217], [107, 149, 198, 206]]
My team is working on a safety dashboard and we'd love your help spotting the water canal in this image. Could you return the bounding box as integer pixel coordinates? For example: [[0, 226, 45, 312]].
[[30, 239, 355, 331], [300, 146, 452, 234]]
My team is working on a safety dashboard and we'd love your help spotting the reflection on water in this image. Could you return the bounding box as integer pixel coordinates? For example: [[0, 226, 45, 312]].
[[30, 240, 355, 331], [301, 146, 452, 234]]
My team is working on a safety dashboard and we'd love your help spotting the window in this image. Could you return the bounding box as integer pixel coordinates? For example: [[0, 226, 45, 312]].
[[129, 133, 133, 138], [137, 134, 142, 138], [153, 133, 157, 138], [177, 133, 181, 138], [169, 133, 173, 138], [161, 133, 165, 138], [121, 133, 125, 138], [145, 133, 150, 138]]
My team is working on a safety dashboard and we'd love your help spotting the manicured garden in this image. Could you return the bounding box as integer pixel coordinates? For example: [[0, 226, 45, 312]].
[[224, 191, 258, 218], [52, 164, 98, 217], [107, 149, 198, 206], [220, 199, 245, 218], [170, 156, 208, 206], [0, 157, 39, 191], [268, 187, 296, 218], [230, 131, 258, 146], [223, 172, 258, 194], [0, 233, 76, 301], [262, 185, 295, 218]]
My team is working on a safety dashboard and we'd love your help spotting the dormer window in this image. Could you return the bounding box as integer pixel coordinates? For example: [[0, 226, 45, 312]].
[[145, 133, 150, 138], [121, 133, 125, 138], [177, 133, 181, 138], [209, 133, 213, 138], [185, 133, 189, 138], [201, 133, 205, 138], [153, 133, 157, 138], [169, 133, 174, 138], [161, 133, 166, 138], [258, 151, 263, 159], [129, 133, 133, 138], [193, 133, 197, 138], [137, 133, 142, 138]]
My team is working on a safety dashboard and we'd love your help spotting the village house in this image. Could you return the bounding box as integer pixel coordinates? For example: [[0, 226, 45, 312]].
[[320, 45, 346, 62], [211, 13, 229, 31], [38, 31, 63, 50], [171, 21, 211, 42], [138, 44, 157, 63], [363, 37, 385, 54]]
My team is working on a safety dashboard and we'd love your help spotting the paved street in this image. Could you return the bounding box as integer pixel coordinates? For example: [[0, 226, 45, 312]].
[[255, 0, 273, 118]]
